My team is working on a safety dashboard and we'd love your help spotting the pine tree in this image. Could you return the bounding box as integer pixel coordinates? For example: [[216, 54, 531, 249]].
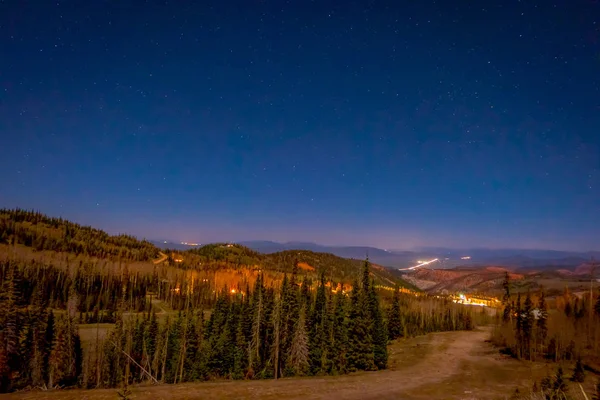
[[308, 274, 327, 375], [17, 315, 34, 387], [184, 314, 201, 382], [287, 305, 309, 376], [29, 288, 48, 387], [388, 286, 402, 340], [502, 272, 512, 323], [278, 273, 290, 374], [346, 279, 374, 371], [536, 290, 548, 354], [331, 287, 348, 374], [361, 259, 371, 294], [48, 318, 71, 388], [44, 311, 55, 385], [271, 296, 281, 379], [144, 311, 159, 369], [514, 293, 522, 359], [249, 277, 264, 373], [320, 289, 335, 374], [0, 265, 19, 374], [571, 357, 585, 383], [232, 316, 246, 380], [300, 276, 311, 309], [369, 280, 388, 370], [280, 269, 299, 377], [521, 292, 533, 360]]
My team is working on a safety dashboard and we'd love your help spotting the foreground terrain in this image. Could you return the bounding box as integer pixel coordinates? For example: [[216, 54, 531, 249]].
[[7, 327, 587, 400]]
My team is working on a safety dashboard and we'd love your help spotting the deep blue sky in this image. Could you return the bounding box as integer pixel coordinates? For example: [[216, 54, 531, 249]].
[[1, 1, 599, 251]]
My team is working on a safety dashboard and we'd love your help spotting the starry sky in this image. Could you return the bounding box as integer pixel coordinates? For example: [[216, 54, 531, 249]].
[[1, 1, 599, 251]]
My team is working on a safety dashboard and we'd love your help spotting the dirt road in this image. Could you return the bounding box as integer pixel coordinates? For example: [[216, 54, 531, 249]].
[[6, 327, 551, 400]]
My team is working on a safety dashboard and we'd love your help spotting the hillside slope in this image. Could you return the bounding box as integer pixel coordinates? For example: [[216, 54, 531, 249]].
[[0, 208, 159, 261], [0, 209, 417, 290]]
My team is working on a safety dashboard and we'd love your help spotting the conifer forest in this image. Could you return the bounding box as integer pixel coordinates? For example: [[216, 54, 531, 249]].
[[0, 209, 480, 393]]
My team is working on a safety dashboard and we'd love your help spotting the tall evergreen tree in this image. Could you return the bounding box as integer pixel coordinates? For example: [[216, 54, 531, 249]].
[[514, 293, 522, 359], [361, 259, 371, 294], [388, 286, 402, 340], [0, 265, 19, 379], [278, 271, 298, 376], [367, 278, 387, 370], [43, 311, 55, 384], [536, 290, 548, 356], [249, 276, 264, 373], [232, 315, 246, 380], [521, 292, 534, 360], [308, 274, 327, 375], [287, 305, 309, 376], [502, 272, 512, 323], [346, 278, 374, 371], [300, 276, 311, 309], [271, 295, 282, 379], [328, 287, 347, 374], [48, 318, 73, 388]]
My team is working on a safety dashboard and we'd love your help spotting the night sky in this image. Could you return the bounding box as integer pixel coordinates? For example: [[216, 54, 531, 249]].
[[1, 1, 599, 251]]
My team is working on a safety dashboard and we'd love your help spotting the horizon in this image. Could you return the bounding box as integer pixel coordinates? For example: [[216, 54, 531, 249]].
[[153, 238, 600, 254]]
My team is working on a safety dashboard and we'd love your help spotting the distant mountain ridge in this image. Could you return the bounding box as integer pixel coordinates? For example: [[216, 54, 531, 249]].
[[151, 240, 598, 270]]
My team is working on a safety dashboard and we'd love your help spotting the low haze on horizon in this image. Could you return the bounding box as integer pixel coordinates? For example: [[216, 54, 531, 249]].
[[1, 1, 599, 252], [2, 206, 597, 253]]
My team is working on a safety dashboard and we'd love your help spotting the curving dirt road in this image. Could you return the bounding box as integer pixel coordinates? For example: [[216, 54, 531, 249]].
[[6, 327, 547, 400], [153, 251, 168, 265]]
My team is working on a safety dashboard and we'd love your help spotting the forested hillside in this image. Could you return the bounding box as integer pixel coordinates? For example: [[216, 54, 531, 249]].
[[0, 209, 158, 261]]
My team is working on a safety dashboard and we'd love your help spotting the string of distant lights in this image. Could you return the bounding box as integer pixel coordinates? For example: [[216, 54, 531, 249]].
[[399, 258, 439, 270], [399, 255, 472, 271]]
